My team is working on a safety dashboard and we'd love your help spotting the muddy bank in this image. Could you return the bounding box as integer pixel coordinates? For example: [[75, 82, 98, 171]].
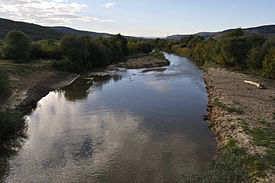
[[116, 54, 170, 69], [1, 70, 76, 114], [203, 67, 275, 182]]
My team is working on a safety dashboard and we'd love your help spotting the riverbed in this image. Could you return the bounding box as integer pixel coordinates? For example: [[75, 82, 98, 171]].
[[3, 53, 216, 183]]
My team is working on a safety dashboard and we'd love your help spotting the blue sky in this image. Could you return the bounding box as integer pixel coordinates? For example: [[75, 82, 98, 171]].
[[0, 0, 274, 37]]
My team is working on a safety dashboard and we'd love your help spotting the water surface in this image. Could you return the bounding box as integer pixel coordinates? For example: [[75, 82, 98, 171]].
[[4, 53, 216, 183]]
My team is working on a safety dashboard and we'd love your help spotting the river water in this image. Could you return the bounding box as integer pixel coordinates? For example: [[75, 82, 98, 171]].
[[3, 53, 216, 183]]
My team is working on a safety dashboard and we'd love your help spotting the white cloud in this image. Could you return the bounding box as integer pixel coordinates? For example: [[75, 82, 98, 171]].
[[102, 2, 116, 8], [0, 0, 114, 25]]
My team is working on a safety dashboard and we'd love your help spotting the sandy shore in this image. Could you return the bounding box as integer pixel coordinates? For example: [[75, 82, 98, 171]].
[[204, 67, 275, 182], [0, 70, 76, 114]]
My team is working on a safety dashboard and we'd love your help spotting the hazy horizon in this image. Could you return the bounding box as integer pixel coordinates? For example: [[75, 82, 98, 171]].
[[0, 0, 274, 37]]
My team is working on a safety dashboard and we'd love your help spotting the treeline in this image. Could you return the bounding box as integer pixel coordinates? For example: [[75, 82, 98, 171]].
[[0, 30, 153, 72], [155, 29, 275, 79], [0, 30, 154, 97]]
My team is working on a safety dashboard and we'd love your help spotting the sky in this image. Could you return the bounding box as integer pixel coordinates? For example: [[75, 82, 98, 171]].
[[0, 0, 274, 37]]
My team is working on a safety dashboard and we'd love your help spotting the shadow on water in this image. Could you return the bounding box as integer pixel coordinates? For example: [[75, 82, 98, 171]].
[[0, 125, 27, 182]]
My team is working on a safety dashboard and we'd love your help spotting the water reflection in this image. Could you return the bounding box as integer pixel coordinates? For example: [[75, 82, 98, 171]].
[[145, 80, 170, 94], [62, 75, 122, 101], [3, 53, 216, 183]]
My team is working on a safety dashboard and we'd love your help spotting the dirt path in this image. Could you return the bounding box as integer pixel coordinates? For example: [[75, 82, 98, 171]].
[[204, 67, 275, 182]]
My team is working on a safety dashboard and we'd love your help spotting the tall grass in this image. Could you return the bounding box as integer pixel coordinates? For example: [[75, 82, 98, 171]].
[[181, 140, 250, 183]]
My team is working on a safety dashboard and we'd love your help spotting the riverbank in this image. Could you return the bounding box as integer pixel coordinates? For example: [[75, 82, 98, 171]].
[[0, 60, 78, 114], [203, 67, 275, 182]]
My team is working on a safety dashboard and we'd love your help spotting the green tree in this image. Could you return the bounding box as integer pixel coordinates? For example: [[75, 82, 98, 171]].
[[3, 30, 31, 62], [60, 34, 89, 70], [111, 34, 129, 57], [87, 39, 111, 67], [263, 36, 275, 52], [137, 41, 153, 54], [225, 28, 245, 38], [221, 36, 250, 68], [247, 46, 265, 70], [263, 47, 275, 79], [248, 34, 266, 47]]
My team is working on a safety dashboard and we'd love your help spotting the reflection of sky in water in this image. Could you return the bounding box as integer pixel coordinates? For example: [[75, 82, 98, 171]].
[[5, 53, 216, 183]]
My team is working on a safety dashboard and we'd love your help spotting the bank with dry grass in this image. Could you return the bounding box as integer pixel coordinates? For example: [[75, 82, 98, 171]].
[[204, 67, 274, 182]]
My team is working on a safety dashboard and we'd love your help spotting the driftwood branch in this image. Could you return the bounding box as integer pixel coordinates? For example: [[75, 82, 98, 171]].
[[244, 80, 265, 89], [67, 74, 80, 86]]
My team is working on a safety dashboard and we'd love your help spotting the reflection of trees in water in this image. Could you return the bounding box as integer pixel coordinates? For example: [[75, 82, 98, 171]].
[[62, 78, 94, 101], [0, 126, 27, 182], [62, 75, 123, 101], [113, 75, 122, 83]]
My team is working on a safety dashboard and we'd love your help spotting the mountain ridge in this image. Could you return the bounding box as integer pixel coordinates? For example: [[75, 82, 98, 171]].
[[0, 18, 114, 41], [0, 18, 274, 41], [167, 25, 275, 40]]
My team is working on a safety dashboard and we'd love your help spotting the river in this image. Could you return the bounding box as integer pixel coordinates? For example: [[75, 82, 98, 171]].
[[3, 53, 216, 183]]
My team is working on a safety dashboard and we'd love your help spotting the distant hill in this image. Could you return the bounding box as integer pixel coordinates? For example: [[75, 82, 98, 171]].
[[49, 26, 113, 38], [0, 18, 63, 41], [167, 25, 275, 40], [1, 18, 274, 41], [0, 18, 114, 41]]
